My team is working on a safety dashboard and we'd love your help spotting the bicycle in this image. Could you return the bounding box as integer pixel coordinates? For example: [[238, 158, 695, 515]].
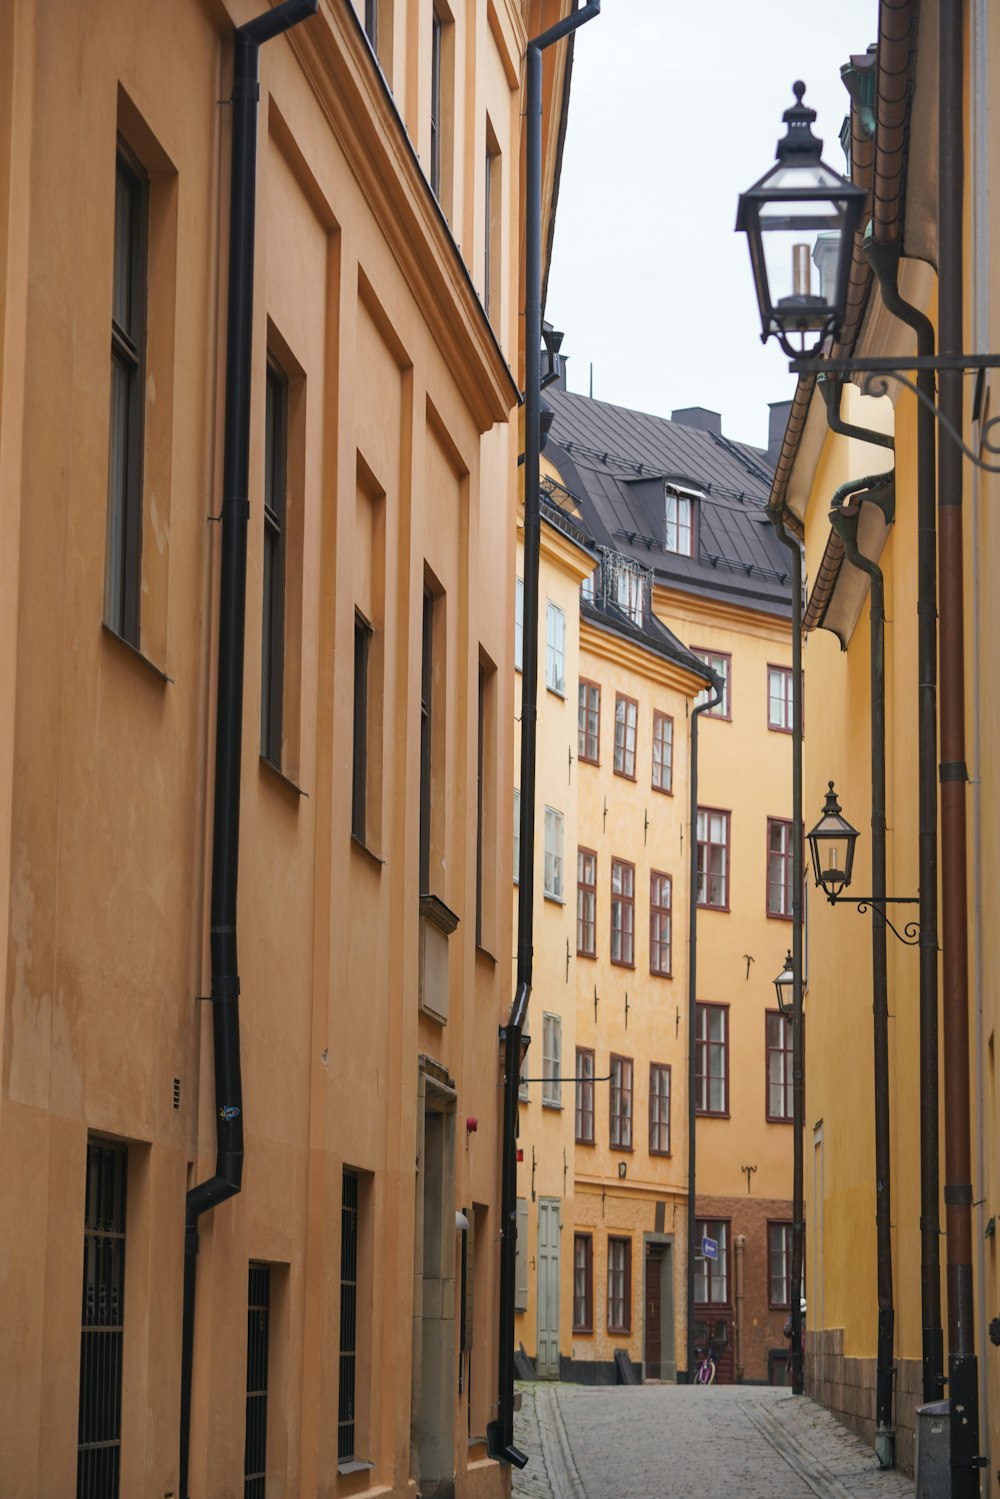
[[693, 1342, 717, 1385]]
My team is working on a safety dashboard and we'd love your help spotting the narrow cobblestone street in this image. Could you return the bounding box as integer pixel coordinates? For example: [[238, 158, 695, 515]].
[[513, 1383, 917, 1499]]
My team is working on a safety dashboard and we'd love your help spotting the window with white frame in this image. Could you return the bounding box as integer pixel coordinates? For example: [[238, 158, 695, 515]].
[[613, 695, 638, 778], [545, 601, 565, 694], [768, 1221, 792, 1307], [615, 565, 644, 626], [580, 569, 596, 602], [665, 490, 693, 556], [542, 1012, 562, 1107], [652, 710, 673, 793], [692, 649, 731, 718], [543, 806, 564, 900], [767, 818, 794, 918], [694, 1219, 729, 1303], [514, 577, 523, 672]]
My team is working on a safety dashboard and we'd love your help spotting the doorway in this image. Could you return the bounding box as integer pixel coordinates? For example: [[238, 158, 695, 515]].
[[536, 1199, 561, 1379], [643, 1237, 675, 1380]]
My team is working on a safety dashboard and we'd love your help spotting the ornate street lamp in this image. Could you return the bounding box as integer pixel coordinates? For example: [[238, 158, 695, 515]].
[[773, 950, 795, 1020], [736, 82, 868, 359], [806, 780, 859, 902]]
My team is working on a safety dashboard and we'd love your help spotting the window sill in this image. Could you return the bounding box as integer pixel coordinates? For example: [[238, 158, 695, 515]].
[[695, 1109, 731, 1121], [650, 969, 673, 981], [546, 684, 566, 699], [543, 892, 565, 905], [768, 724, 794, 735], [475, 943, 497, 965], [607, 1326, 632, 1338], [610, 1143, 634, 1154], [260, 755, 308, 798], [697, 903, 730, 914], [651, 784, 674, 797], [337, 1459, 375, 1476], [575, 1136, 596, 1147], [767, 1115, 795, 1126], [577, 949, 597, 961], [649, 1148, 672, 1159], [351, 834, 385, 868], [767, 911, 793, 922], [579, 755, 600, 769], [420, 891, 460, 935], [572, 1325, 594, 1336], [542, 1099, 563, 1110], [101, 621, 173, 684], [610, 958, 636, 971], [612, 768, 637, 782]]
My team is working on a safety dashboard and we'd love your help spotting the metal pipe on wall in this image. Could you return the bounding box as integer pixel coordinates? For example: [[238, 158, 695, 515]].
[[491, 1, 600, 1466], [178, 5, 317, 1494], [938, 5, 982, 1489], [864, 242, 943, 1406], [734, 1234, 746, 1382]]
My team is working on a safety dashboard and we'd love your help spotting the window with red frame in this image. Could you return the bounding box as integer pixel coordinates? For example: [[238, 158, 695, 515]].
[[652, 710, 673, 793], [695, 1003, 728, 1115], [610, 1054, 633, 1148], [768, 665, 793, 732], [696, 808, 730, 909], [649, 1063, 671, 1155], [573, 1233, 594, 1331], [766, 1011, 794, 1121], [650, 871, 672, 976], [578, 679, 600, 764], [577, 848, 597, 956], [613, 694, 638, 778], [694, 1219, 729, 1303], [610, 859, 635, 966], [575, 1047, 595, 1143], [767, 818, 793, 918], [768, 1221, 792, 1307], [607, 1236, 632, 1332]]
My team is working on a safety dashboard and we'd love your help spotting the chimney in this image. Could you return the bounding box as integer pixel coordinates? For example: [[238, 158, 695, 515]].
[[671, 406, 722, 437], [767, 400, 793, 467]]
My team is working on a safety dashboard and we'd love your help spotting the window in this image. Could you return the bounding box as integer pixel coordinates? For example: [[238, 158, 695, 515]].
[[610, 1054, 633, 1149], [77, 1139, 128, 1497], [430, 7, 443, 197], [665, 490, 693, 556], [543, 806, 564, 901], [578, 679, 601, 764], [768, 665, 794, 732], [514, 576, 523, 672], [339, 1172, 359, 1462], [767, 817, 794, 919], [694, 1219, 729, 1304], [542, 1012, 562, 1107], [484, 121, 501, 322], [573, 1234, 594, 1331], [577, 848, 597, 957], [245, 1263, 271, 1497], [696, 807, 730, 909], [575, 1048, 595, 1143], [613, 694, 638, 778], [580, 569, 596, 602], [518, 1002, 530, 1101], [352, 612, 372, 841], [419, 589, 434, 892], [649, 871, 672, 976], [607, 1236, 632, 1333], [615, 565, 643, 625], [768, 1222, 792, 1308], [106, 145, 147, 647], [475, 664, 496, 945], [692, 649, 731, 719], [610, 859, 635, 966], [652, 710, 673, 793], [649, 1063, 671, 1155], [766, 1011, 794, 1122], [513, 788, 520, 885], [545, 602, 565, 694], [260, 364, 288, 764], [514, 1198, 528, 1311], [695, 1003, 728, 1115]]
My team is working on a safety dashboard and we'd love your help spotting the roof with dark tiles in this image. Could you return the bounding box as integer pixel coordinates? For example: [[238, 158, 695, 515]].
[[544, 386, 793, 619]]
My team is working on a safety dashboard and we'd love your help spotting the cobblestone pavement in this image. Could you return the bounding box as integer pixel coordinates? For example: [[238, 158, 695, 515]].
[[512, 1382, 916, 1499]]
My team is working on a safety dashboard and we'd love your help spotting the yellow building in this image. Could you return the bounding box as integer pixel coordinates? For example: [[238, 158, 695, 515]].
[[764, 6, 1000, 1473], [0, 2, 580, 1494], [535, 382, 795, 1385]]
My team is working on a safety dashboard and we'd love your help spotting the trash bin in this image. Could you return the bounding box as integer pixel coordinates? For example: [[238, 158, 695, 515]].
[[914, 1400, 950, 1498]]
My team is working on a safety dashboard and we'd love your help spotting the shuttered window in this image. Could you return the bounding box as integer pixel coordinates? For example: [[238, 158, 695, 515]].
[[77, 1140, 128, 1499], [244, 1263, 271, 1498]]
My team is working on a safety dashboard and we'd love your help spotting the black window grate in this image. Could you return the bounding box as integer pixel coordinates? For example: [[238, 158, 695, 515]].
[[77, 1139, 128, 1499], [244, 1263, 270, 1499], [339, 1171, 359, 1462]]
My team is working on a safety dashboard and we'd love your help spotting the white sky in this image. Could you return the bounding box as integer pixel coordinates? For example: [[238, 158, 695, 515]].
[[546, 0, 879, 450]]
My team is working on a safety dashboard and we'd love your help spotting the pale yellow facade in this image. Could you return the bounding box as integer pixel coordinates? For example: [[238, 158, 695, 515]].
[[0, 1, 579, 1495]]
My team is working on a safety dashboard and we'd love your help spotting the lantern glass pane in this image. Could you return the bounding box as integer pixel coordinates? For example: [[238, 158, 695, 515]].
[[758, 213, 846, 329]]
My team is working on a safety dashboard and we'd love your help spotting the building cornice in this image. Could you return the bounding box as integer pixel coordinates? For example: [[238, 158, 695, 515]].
[[652, 583, 792, 645], [289, 3, 520, 434], [579, 618, 706, 699]]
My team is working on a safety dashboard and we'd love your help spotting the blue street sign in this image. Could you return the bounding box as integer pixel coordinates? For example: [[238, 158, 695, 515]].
[[701, 1235, 718, 1261]]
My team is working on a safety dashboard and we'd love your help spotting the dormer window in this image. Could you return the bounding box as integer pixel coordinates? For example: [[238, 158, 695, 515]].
[[665, 488, 694, 556], [615, 566, 643, 626]]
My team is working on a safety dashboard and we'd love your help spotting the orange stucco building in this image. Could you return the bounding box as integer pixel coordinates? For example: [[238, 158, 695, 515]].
[[0, 1, 581, 1495]]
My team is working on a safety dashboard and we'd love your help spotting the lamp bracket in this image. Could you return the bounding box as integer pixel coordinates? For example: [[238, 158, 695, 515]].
[[789, 353, 1000, 475], [829, 894, 920, 946]]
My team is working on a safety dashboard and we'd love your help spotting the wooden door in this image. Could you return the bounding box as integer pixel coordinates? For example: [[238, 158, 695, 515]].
[[645, 1245, 663, 1377], [536, 1199, 561, 1379]]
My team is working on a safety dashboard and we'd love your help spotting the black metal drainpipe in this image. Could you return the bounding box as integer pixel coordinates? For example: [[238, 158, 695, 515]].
[[831, 475, 897, 1467], [768, 508, 804, 1398], [684, 683, 721, 1383], [863, 242, 944, 1407], [179, 5, 316, 1494], [489, 1, 600, 1468]]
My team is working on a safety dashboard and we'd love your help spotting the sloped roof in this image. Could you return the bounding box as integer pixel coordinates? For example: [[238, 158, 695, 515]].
[[545, 386, 793, 618]]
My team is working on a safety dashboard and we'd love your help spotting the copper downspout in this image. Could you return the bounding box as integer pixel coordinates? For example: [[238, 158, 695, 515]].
[[938, 4, 981, 1490]]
